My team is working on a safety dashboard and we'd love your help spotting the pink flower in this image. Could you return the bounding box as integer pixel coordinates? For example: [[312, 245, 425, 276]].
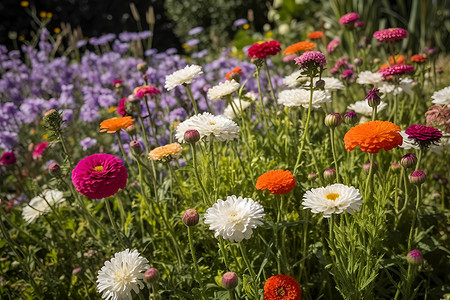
[[327, 40, 340, 53], [425, 105, 450, 133], [283, 54, 297, 62], [72, 154, 128, 199], [112, 79, 123, 86], [405, 124, 442, 148], [32, 142, 49, 159], [1, 152, 16, 165], [339, 12, 360, 25], [378, 65, 414, 77], [134, 86, 160, 99], [373, 28, 408, 41], [294, 51, 327, 70], [117, 97, 128, 117]]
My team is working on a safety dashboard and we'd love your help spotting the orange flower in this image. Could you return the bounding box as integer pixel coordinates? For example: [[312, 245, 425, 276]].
[[148, 143, 182, 161], [411, 54, 426, 63], [99, 116, 134, 133], [388, 54, 405, 65], [283, 41, 316, 55], [344, 120, 402, 153], [225, 67, 243, 80], [264, 274, 301, 300], [256, 170, 296, 194], [307, 31, 324, 39]]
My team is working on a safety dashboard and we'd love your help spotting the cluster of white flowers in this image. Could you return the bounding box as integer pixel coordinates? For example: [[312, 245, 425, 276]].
[[283, 70, 306, 88], [223, 98, 252, 120], [22, 190, 66, 224], [302, 184, 363, 218], [175, 112, 240, 143], [347, 100, 387, 116], [204, 195, 265, 242], [313, 77, 344, 91], [431, 86, 450, 106], [283, 72, 344, 91], [164, 65, 203, 91], [207, 80, 240, 101], [356, 71, 383, 86], [278, 88, 331, 108], [97, 249, 149, 300]]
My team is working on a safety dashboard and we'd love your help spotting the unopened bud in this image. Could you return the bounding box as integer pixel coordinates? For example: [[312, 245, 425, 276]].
[[182, 209, 199, 227], [130, 140, 142, 155], [354, 58, 362, 66], [315, 79, 325, 90], [366, 88, 381, 107], [363, 162, 377, 174], [406, 250, 423, 265], [323, 169, 336, 181], [307, 173, 316, 181], [390, 163, 401, 173], [144, 268, 160, 284], [343, 111, 357, 125], [126, 125, 137, 135], [44, 109, 62, 129], [400, 153, 417, 169], [137, 62, 148, 73], [222, 272, 238, 290], [184, 130, 200, 144], [49, 162, 61, 176], [324, 113, 342, 128], [409, 170, 426, 185]]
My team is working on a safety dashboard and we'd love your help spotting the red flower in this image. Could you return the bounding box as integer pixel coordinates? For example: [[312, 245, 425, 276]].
[[264, 274, 301, 300], [256, 170, 296, 194], [247, 40, 281, 59], [411, 54, 426, 63], [32, 141, 49, 159]]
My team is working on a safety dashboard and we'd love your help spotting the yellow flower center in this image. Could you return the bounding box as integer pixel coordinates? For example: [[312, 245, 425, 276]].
[[276, 287, 286, 296], [326, 193, 339, 201], [94, 166, 104, 172], [243, 24, 250, 30], [210, 122, 216, 125]]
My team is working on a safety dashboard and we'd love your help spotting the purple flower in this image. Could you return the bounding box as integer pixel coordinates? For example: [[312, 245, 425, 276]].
[[233, 18, 248, 27], [80, 137, 97, 151], [327, 40, 340, 53], [185, 39, 200, 47], [405, 124, 442, 148], [188, 27, 203, 35], [294, 51, 327, 70]]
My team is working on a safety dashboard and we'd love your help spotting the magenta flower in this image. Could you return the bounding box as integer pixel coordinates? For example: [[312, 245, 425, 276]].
[[373, 28, 408, 41], [1, 152, 16, 165], [117, 97, 128, 116], [294, 51, 327, 70], [72, 154, 128, 199], [405, 124, 442, 148], [32, 141, 49, 160], [339, 12, 360, 25], [327, 40, 340, 53], [407, 249, 423, 265], [355, 21, 365, 27], [378, 65, 414, 77], [112, 79, 124, 86], [247, 40, 281, 59], [134, 86, 160, 99]]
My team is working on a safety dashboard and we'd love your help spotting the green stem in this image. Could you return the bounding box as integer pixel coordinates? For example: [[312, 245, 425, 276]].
[[255, 66, 270, 131], [56, 129, 74, 168], [263, 59, 279, 110], [415, 148, 423, 171], [191, 144, 209, 205], [116, 131, 131, 166], [136, 106, 150, 152], [330, 128, 339, 183], [185, 84, 199, 115], [407, 185, 421, 250], [187, 226, 207, 299], [371, 105, 378, 121], [228, 289, 235, 300], [218, 238, 231, 270], [104, 198, 128, 249], [364, 153, 375, 200]]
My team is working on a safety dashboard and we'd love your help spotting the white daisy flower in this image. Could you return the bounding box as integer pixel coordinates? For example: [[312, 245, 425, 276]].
[[22, 190, 65, 224], [175, 112, 240, 142], [283, 70, 307, 88], [278, 88, 331, 108], [97, 249, 149, 300], [204, 195, 265, 242], [399, 77, 414, 96], [431, 86, 450, 106], [314, 77, 344, 91], [207, 80, 240, 101], [223, 98, 252, 119], [356, 71, 383, 86], [302, 184, 363, 218], [347, 100, 387, 116], [164, 65, 203, 91], [398, 131, 420, 150], [378, 82, 402, 98]]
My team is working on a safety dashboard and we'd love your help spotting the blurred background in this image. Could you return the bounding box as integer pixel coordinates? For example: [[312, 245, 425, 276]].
[[0, 0, 449, 54]]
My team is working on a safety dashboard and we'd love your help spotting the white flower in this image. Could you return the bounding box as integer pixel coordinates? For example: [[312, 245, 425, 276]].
[[207, 80, 240, 101], [283, 70, 306, 88], [356, 71, 383, 85], [22, 190, 65, 224], [223, 98, 252, 119], [378, 82, 402, 98], [302, 184, 363, 218], [97, 249, 149, 300], [204, 195, 265, 242], [314, 77, 344, 91], [164, 65, 203, 91], [399, 131, 420, 150], [278, 88, 331, 108], [399, 77, 414, 96], [431, 86, 450, 106], [175, 112, 240, 142], [347, 100, 387, 116]]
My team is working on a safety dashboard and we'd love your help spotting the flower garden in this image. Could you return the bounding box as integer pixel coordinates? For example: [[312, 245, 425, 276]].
[[0, 1, 449, 300]]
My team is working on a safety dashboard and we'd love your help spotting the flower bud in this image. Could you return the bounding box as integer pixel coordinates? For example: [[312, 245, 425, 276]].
[[373, 58, 381, 64], [324, 113, 342, 128], [184, 130, 200, 144], [130, 140, 142, 155], [406, 250, 423, 265], [409, 170, 426, 185], [439, 177, 448, 185], [307, 173, 316, 181], [44, 109, 62, 129], [315, 79, 325, 90], [323, 169, 336, 181], [137, 62, 148, 73], [182, 209, 199, 227], [390, 163, 401, 173], [366, 88, 381, 107], [354, 58, 362, 66], [127, 94, 140, 104], [48, 162, 61, 176], [144, 268, 160, 284], [363, 162, 377, 174], [72, 267, 82, 275], [400, 153, 417, 169], [251, 58, 264, 68], [222, 272, 238, 290], [126, 125, 137, 135], [343, 111, 357, 125]]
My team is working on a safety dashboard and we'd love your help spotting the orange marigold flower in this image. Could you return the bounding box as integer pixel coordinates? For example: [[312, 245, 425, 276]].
[[99, 116, 134, 133], [264, 274, 301, 300], [411, 54, 426, 63], [256, 170, 296, 195], [148, 143, 182, 161], [379, 63, 389, 70], [307, 31, 324, 39], [283, 41, 316, 55], [226, 67, 243, 80], [344, 120, 402, 153], [388, 54, 405, 65]]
